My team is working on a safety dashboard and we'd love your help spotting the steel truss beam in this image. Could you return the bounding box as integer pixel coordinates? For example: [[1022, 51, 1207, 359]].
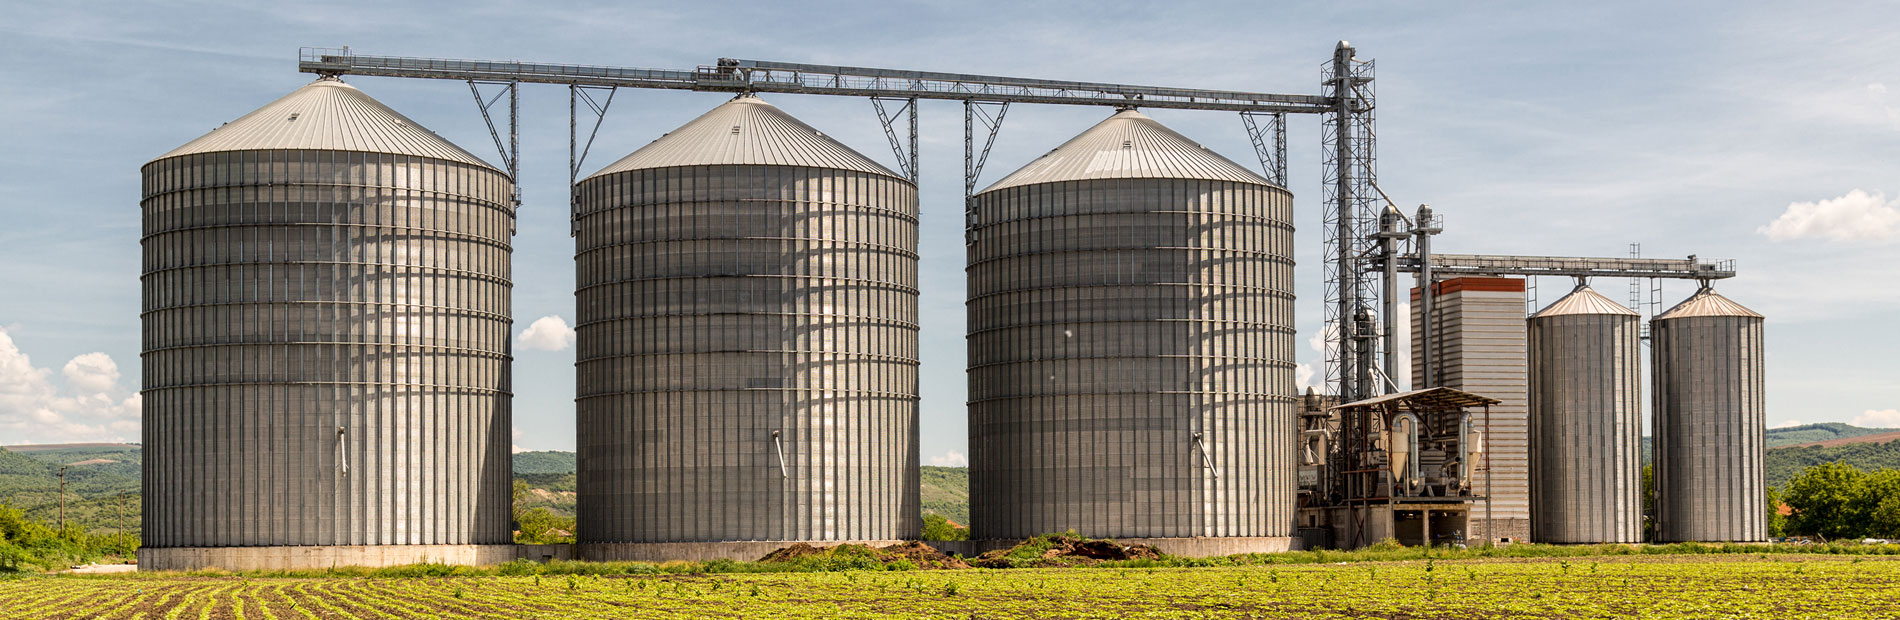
[[1386, 253, 1737, 281], [299, 49, 1335, 114]]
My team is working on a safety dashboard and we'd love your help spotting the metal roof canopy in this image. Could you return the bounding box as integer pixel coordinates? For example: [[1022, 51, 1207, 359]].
[[1331, 386, 1503, 411]]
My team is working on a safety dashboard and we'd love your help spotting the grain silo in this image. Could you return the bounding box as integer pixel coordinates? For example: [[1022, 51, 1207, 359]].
[[573, 95, 919, 560], [1526, 284, 1642, 543], [139, 77, 516, 570], [1653, 285, 1766, 542], [966, 109, 1296, 552]]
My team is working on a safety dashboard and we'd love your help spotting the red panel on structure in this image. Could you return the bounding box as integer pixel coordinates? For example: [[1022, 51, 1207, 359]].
[[1409, 277, 1526, 300]]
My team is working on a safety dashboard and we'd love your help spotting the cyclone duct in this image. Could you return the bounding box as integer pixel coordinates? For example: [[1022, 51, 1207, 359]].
[[967, 109, 1296, 542], [1653, 286, 1766, 542], [1527, 285, 1642, 543], [139, 78, 516, 561], [573, 95, 919, 547]]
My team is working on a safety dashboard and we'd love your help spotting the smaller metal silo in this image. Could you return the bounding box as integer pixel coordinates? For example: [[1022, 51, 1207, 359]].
[[1653, 286, 1766, 543], [1527, 284, 1642, 544]]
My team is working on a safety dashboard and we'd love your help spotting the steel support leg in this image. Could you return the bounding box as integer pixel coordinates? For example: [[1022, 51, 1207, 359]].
[[872, 96, 919, 184], [569, 84, 617, 236]]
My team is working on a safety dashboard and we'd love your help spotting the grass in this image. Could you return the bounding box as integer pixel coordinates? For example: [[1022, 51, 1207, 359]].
[[6, 553, 1900, 619]]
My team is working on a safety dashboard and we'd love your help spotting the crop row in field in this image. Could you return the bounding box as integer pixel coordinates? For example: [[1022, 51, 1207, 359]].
[[3, 555, 1897, 619]]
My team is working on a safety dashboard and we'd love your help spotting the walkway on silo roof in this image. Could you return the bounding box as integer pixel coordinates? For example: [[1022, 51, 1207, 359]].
[[1331, 386, 1502, 411]]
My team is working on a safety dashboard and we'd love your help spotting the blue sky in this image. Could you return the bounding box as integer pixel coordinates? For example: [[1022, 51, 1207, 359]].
[[1, 1, 1896, 465]]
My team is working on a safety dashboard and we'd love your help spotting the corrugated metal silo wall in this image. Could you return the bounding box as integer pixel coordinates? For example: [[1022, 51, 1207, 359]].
[[140, 150, 516, 547], [1653, 315, 1766, 542], [967, 178, 1296, 540], [573, 165, 920, 542], [1527, 313, 1643, 543]]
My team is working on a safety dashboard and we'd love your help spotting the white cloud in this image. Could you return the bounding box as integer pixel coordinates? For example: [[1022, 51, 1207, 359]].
[[1294, 363, 1317, 390], [62, 352, 120, 394], [0, 328, 140, 444], [516, 315, 576, 352], [928, 450, 968, 467], [1758, 190, 1900, 242], [1852, 409, 1900, 429], [1771, 419, 1805, 429], [512, 444, 528, 454]]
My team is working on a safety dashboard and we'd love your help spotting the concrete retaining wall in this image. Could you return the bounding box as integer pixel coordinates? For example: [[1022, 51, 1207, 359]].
[[141, 535, 1294, 570], [138, 544, 572, 571], [580, 541, 908, 563]]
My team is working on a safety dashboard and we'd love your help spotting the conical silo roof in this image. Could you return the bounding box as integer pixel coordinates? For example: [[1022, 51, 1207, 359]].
[[1656, 287, 1762, 320], [978, 109, 1273, 193], [1531, 285, 1639, 318], [585, 95, 903, 180], [153, 77, 498, 170]]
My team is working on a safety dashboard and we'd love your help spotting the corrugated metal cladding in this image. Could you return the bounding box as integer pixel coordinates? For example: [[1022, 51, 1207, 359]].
[[140, 78, 515, 548], [1412, 278, 1530, 543], [574, 95, 919, 543], [967, 110, 1296, 540], [1653, 287, 1766, 542], [1526, 285, 1642, 544]]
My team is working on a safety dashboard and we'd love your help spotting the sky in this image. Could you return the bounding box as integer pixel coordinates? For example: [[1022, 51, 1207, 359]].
[[2, 1, 1897, 465]]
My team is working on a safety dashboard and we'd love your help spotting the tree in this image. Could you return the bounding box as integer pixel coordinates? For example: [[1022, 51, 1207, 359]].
[[1641, 465, 1656, 542], [1784, 462, 1866, 539], [1765, 486, 1787, 538], [1854, 469, 1900, 538], [921, 513, 969, 541]]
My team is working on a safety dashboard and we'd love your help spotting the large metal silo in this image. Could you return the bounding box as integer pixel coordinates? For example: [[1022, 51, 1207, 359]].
[[1526, 284, 1642, 543], [139, 77, 516, 570], [967, 109, 1296, 549], [573, 95, 919, 558], [1653, 286, 1766, 542]]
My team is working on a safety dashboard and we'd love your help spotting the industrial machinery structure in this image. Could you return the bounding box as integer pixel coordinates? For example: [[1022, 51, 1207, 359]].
[[1527, 285, 1643, 543], [966, 110, 1295, 549], [572, 95, 921, 559], [1299, 387, 1500, 548], [139, 77, 517, 570], [1653, 286, 1767, 542]]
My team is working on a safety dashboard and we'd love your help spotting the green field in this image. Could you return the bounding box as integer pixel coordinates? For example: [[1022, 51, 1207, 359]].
[[3, 555, 1898, 619]]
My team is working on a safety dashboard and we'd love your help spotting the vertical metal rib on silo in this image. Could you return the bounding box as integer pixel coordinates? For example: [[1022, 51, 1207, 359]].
[[967, 110, 1296, 541], [1527, 285, 1642, 543], [574, 96, 920, 544], [140, 78, 516, 552], [1653, 287, 1766, 542]]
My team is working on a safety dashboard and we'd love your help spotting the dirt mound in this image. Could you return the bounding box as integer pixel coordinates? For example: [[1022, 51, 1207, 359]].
[[758, 543, 827, 563], [972, 535, 1163, 568], [878, 541, 971, 569], [756, 541, 970, 569]]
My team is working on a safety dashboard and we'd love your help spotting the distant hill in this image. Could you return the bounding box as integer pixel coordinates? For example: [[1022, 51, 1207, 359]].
[[1766, 438, 1900, 490], [1766, 423, 1898, 448], [0, 445, 143, 535], [1783, 430, 1900, 449], [920, 466, 969, 524], [512, 451, 577, 475]]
